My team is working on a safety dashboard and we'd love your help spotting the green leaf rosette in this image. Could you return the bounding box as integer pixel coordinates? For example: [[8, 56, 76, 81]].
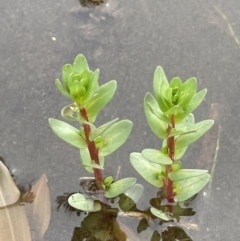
[[55, 54, 99, 106]]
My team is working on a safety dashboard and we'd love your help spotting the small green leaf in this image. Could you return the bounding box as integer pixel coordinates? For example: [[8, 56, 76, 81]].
[[61, 104, 80, 121], [62, 64, 73, 89], [144, 96, 168, 139], [68, 193, 101, 212], [80, 148, 105, 173], [176, 89, 207, 122], [153, 66, 170, 112], [144, 93, 170, 123], [73, 54, 89, 73], [85, 69, 100, 100], [170, 77, 182, 92], [81, 69, 99, 105], [186, 88, 206, 112], [104, 178, 136, 198], [169, 169, 208, 181], [175, 120, 214, 149], [178, 77, 197, 108], [94, 136, 104, 149], [176, 113, 195, 129], [49, 118, 87, 149], [69, 81, 87, 103], [174, 146, 188, 160], [80, 148, 93, 173], [171, 161, 182, 172], [150, 207, 173, 221], [182, 77, 197, 94], [174, 173, 210, 202], [165, 87, 173, 105], [85, 80, 117, 119], [142, 149, 173, 165], [99, 120, 133, 156], [164, 105, 184, 116], [103, 176, 113, 190], [130, 153, 163, 188], [55, 79, 71, 98], [89, 118, 119, 141]]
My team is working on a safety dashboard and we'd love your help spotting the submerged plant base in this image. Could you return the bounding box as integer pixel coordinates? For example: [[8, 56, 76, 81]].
[[71, 212, 129, 241], [56, 185, 197, 241], [57, 202, 194, 241]]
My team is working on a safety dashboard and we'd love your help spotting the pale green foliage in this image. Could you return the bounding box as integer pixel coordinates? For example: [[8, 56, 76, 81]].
[[142, 148, 172, 165], [85, 80, 117, 122], [89, 118, 118, 141], [79, 148, 105, 173], [150, 207, 173, 221], [48, 118, 87, 149], [98, 120, 133, 156], [144, 94, 168, 139], [104, 177, 137, 198], [173, 173, 210, 202], [169, 169, 208, 181], [49, 54, 133, 170], [68, 193, 101, 212], [130, 153, 164, 188], [49, 54, 139, 212], [151, 66, 207, 123], [175, 119, 214, 149], [130, 66, 214, 220]]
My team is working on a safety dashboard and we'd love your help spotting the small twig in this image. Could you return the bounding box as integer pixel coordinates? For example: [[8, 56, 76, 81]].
[[115, 165, 121, 180], [208, 125, 221, 189]]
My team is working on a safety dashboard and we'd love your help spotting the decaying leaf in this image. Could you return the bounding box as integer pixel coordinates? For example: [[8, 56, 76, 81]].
[[0, 161, 31, 241], [25, 174, 51, 240], [0, 171, 50, 241], [0, 161, 20, 207], [0, 204, 32, 241]]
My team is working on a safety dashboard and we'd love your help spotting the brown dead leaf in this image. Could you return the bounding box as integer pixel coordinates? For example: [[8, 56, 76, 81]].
[[0, 161, 20, 207], [25, 174, 51, 240]]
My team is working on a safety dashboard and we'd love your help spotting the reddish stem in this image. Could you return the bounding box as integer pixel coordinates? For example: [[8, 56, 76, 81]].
[[164, 115, 175, 202], [80, 108, 104, 190]]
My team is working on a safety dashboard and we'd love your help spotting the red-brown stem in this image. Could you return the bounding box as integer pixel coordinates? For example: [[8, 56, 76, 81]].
[[80, 108, 104, 190], [164, 115, 175, 202]]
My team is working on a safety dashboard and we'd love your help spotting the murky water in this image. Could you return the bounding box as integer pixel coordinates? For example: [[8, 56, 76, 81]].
[[1, 0, 240, 240]]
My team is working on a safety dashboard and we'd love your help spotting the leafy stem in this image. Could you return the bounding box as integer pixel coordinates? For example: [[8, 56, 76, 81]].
[[80, 108, 103, 190], [165, 115, 175, 202], [130, 66, 214, 219], [49, 54, 137, 213]]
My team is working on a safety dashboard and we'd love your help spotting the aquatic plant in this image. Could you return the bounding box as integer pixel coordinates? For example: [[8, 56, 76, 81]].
[[130, 66, 213, 220], [49, 54, 141, 212], [49, 54, 213, 219]]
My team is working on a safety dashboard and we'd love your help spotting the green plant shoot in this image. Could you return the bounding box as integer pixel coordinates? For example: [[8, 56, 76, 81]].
[[49, 54, 137, 212], [130, 66, 213, 218]]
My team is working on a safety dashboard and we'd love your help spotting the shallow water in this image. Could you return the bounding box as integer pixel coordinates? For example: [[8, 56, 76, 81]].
[[1, 0, 240, 240]]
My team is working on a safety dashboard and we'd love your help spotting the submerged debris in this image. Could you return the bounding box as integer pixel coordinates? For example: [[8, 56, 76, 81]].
[[79, 0, 104, 8], [56, 192, 82, 216]]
